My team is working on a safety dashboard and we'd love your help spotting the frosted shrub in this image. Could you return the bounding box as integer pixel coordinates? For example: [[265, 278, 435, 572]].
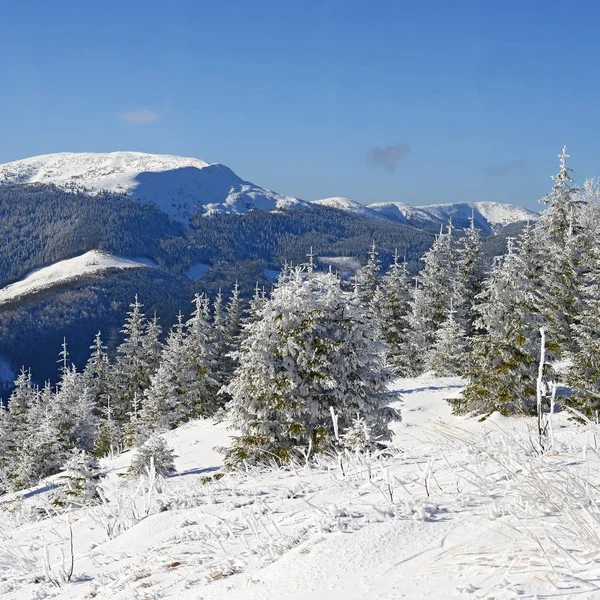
[[128, 436, 176, 477]]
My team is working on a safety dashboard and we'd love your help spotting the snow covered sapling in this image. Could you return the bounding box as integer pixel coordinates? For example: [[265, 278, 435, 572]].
[[55, 450, 102, 506], [128, 436, 177, 477], [340, 415, 371, 454]]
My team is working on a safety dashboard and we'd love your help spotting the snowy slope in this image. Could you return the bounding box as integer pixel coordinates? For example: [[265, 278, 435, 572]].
[[0, 152, 308, 223], [0, 250, 154, 305], [3, 376, 600, 599]]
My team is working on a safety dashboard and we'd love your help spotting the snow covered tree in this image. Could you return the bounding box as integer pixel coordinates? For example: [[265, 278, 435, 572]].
[[454, 215, 485, 336], [4, 368, 35, 453], [140, 314, 188, 437], [83, 331, 111, 409], [340, 415, 371, 453], [55, 450, 102, 506], [128, 435, 176, 477], [408, 222, 458, 359], [220, 282, 242, 387], [111, 296, 150, 423], [5, 382, 61, 490], [183, 294, 220, 418], [369, 250, 414, 375], [142, 312, 163, 375], [223, 265, 396, 468], [567, 244, 600, 416], [358, 241, 381, 305], [455, 237, 540, 416], [423, 305, 468, 376], [533, 147, 586, 355], [93, 398, 121, 458]]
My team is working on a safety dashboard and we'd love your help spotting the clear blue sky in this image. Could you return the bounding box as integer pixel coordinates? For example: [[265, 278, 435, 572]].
[[1, 0, 599, 210]]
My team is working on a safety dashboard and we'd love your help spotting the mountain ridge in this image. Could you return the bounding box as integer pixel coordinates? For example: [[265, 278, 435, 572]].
[[0, 152, 538, 231]]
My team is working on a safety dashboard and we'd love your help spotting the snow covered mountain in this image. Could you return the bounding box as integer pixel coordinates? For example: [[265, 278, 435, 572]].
[[0, 152, 308, 223], [0, 152, 538, 230], [0, 250, 154, 306], [367, 201, 538, 233]]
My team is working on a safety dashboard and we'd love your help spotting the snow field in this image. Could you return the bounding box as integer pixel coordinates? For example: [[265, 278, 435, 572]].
[[0, 377, 599, 599]]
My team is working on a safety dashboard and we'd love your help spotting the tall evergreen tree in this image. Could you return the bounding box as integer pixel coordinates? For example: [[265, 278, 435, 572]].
[[534, 147, 586, 355], [111, 296, 150, 423], [369, 250, 414, 375], [567, 245, 600, 416], [456, 238, 540, 416], [408, 221, 458, 359], [455, 215, 485, 336], [358, 241, 381, 305]]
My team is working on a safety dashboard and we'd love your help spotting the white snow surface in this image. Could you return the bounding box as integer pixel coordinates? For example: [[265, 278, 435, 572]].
[[0, 152, 308, 223], [0, 250, 153, 305], [3, 376, 600, 599]]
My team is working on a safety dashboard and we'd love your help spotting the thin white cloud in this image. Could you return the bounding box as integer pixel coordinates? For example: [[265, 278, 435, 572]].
[[119, 108, 163, 124]]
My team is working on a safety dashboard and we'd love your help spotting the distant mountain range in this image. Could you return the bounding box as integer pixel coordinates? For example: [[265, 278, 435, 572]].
[[0, 151, 538, 389], [0, 152, 538, 233]]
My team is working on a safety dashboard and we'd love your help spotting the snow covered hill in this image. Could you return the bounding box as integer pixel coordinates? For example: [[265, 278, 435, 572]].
[[0, 152, 308, 223], [3, 376, 600, 599], [0, 250, 154, 305]]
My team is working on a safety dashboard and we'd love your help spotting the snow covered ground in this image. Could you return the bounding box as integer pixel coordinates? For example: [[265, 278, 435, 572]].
[[2, 376, 600, 599], [0, 251, 154, 305]]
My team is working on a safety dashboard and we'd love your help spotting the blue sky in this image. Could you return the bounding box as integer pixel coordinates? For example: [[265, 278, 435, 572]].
[[1, 0, 599, 210]]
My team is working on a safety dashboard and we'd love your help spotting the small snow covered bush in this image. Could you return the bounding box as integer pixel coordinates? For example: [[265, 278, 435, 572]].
[[128, 436, 177, 477], [340, 415, 371, 453]]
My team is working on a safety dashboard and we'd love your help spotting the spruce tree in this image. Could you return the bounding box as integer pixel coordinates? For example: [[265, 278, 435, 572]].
[[369, 250, 414, 375], [223, 265, 396, 468], [55, 450, 102, 506], [456, 238, 539, 416], [358, 241, 381, 305], [408, 222, 458, 357], [455, 215, 484, 336], [83, 331, 111, 410], [534, 147, 586, 355], [567, 245, 600, 416], [111, 296, 150, 423], [424, 305, 468, 377], [128, 436, 177, 477], [140, 314, 188, 436]]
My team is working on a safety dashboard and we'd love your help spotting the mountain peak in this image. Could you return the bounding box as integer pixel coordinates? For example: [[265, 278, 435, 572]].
[[0, 151, 306, 223]]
